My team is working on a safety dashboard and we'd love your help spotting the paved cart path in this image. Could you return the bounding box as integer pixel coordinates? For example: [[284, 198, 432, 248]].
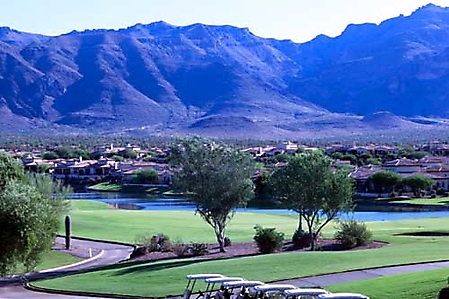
[[1, 238, 449, 299]]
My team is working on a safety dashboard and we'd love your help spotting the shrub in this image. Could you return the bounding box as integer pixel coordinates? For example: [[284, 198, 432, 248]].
[[224, 236, 232, 247], [253, 225, 284, 254], [134, 233, 171, 252], [334, 220, 373, 250], [172, 240, 189, 257], [292, 229, 313, 249], [189, 242, 209, 256]]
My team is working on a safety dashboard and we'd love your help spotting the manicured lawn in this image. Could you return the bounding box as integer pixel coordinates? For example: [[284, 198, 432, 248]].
[[391, 197, 449, 206], [19, 251, 82, 273], [34, 200, 449, 297], [63, 200, 301, 243], [328, 268, 449, 299], [87, 183, 122, 192]]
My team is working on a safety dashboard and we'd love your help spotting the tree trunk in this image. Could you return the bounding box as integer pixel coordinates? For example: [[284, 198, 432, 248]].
[[215, 225, 226, 252], [297, 212, 303, 231], [308, 226, 316, 251]]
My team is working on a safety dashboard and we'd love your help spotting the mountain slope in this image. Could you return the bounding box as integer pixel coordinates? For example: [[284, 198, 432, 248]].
[[282, 3, 449, 117], [1, 3, 449, 138]]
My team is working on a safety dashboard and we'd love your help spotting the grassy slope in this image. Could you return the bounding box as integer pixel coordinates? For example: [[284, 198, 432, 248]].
[[34, 200, 449, 297], [29, 251, 82, 273], [328, 268, 449, 299]]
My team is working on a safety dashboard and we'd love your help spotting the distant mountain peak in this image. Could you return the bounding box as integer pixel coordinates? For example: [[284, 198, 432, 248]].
[[412, 2, 449, 16]]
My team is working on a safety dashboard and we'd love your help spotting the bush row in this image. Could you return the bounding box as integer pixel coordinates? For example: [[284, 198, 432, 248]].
[[132, 220, 373, 258]]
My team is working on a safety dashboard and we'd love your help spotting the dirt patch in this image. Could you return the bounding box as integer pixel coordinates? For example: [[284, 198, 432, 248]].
[[396, 231, 449, 237], [130, 239, 388, 262]]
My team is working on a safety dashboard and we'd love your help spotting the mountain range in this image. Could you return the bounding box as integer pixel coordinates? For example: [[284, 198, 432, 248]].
[[1, 3, 449, 139]]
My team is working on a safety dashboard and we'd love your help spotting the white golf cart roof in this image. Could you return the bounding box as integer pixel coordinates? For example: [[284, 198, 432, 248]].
[[186, 274, 225, 280], [205, 277, 245, 284], [223, 281, 265, 288], [253, 284, 297, 292], [318, 293, 370, 299], [284, 288, 329, 296]]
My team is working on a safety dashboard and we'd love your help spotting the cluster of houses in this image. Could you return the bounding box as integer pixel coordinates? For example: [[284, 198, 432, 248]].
[[21, 144, 172, 185], [14, 140, 449, 195]]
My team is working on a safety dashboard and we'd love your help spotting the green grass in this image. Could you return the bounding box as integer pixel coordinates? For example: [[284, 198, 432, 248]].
[[16, 251, 83, 274], [328, 268, 449, 299], [391, 197, 449, 206], [87, 183, 122, 192], [64, 200, 301, 243], [34, 200, 449, 297]]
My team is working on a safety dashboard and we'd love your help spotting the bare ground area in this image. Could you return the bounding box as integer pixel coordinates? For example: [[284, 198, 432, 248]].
[[130, 239, 388, 262]]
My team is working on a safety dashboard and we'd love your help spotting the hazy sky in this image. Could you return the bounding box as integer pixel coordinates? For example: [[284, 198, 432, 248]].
[[1, 0, 448, 42]]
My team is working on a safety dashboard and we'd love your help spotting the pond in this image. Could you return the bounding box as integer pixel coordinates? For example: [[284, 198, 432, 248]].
[[70, 192, 449, 222]]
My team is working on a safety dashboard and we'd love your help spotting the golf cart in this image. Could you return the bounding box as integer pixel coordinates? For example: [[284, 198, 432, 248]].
[[204, 277, 245, 299], [283, 288, 330, 299], [251, 284, 297, 299], [222, 280, 266, 299], [183, 274, 225, 299], [317, 293, 370, 299]]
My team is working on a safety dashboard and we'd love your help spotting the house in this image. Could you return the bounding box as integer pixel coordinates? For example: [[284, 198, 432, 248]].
[[347, 145, 375, 156], [22, 155, 54, 173], [111, 161, 172, 185], [350, 165, 382, 194], [52, 157, 117, 180], [419, 156, 449, 167], [325, 144, 350, 155], [374, 145, 399, 157], [424, 141, 449, 156], [383, 158, 422, 174]]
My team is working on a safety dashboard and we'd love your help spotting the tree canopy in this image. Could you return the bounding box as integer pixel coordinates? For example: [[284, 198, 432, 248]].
[[403, 174, 434, 197], [0, 153, 70, 276], [370, 170, 402, 194], [170, 137, 255, 252], [271, 151, 354, 250]]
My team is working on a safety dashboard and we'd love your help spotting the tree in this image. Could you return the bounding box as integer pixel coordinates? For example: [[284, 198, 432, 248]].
[[0, 153, 25, 188], [54, 147, 75, 159], [42, 151, 59, 160], [133, 169, 159, 184], [403, 175, 435, 197], [271, 151, 354, 250], [370, 171, 402, 194], [171, 137, 255, 252], [123, 150, 138, 159], [0, 153, 70, 276]]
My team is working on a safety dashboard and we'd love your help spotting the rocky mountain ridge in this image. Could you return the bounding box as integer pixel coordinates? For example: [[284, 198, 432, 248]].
[[0, 3, 448, 139]]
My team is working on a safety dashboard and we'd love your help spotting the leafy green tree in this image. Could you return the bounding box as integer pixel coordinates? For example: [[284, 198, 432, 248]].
[[274, 153, 291, 163], [73, 149, 91, 160], [403, 175, 435, 197], [133, 169, 159, 184], [42, 151, 59, 160], [123, 150, 138, 159], [171, 137, 255, 252], [0, 153, 25, 188], [370, 171, 402, 194], [366, 157, 381, 165], [341, 154, 357, 165], [0, 153, 70, 276], [110, 155, 124, 162], [271, 151, 354, 250], [406, 151, 428, 160], [54, 147, 75, 159]]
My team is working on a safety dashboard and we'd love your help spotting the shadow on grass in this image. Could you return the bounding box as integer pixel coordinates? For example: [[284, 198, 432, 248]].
[[395, 231, 449, 237], [113, 259, 203, 276]]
